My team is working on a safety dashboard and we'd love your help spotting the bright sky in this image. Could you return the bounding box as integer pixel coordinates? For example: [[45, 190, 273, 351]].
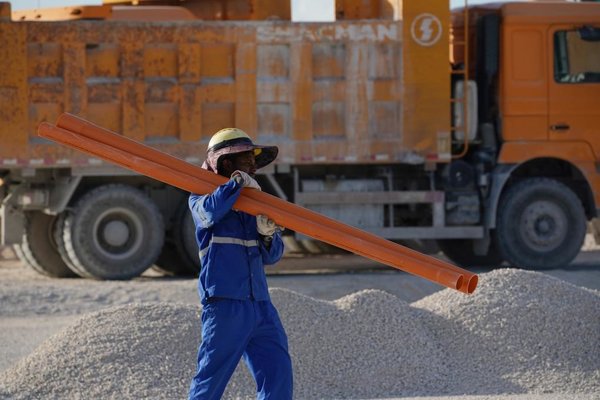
[[10, 0, 501, 11], [11, 0, 100, 9]]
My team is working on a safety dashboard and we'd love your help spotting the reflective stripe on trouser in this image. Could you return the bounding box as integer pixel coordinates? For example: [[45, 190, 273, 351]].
[[188, 299, 293, 400], [199, 237, 259, 260]]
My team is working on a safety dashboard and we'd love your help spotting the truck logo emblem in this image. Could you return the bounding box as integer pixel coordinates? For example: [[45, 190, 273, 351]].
[[411, 13, 442, 46]]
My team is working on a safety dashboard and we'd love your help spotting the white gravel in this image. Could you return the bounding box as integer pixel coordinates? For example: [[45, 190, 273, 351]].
[[413, 269, 600, 396], [0, 303, 201, 400], [0, 268, 196, 317], [1, 268, 598, 399]]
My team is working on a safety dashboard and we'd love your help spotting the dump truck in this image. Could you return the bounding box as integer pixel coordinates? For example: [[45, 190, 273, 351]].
[[1, 0, 599, 279]]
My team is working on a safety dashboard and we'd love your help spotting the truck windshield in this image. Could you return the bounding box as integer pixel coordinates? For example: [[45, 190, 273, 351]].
[[554, 29, 600, 84]]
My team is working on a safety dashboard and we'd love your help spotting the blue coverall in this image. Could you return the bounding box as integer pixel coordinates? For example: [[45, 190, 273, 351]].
[[188, 178, 293, 400]]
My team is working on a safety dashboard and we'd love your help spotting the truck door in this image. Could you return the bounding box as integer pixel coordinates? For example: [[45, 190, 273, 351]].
[[549, 25, 600, 159]]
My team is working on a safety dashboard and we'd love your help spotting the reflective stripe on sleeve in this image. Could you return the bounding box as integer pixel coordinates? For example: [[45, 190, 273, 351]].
[[199, 236, 260, 259]]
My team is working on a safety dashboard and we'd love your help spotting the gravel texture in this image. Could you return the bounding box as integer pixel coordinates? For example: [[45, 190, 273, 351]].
[[0, 273, 196, 317], [412, 269, 600, 396], [0, 303, 201, 400], [1, 268, 598, 399]]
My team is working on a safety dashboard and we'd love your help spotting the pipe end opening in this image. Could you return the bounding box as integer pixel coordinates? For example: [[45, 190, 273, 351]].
[[455, 275, 464, 291], [467, 275, 478, 294]]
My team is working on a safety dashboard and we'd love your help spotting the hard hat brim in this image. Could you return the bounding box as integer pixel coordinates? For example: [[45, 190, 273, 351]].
[[253, 145, 278, 169], [202, 142, 278, 173], [216, 143, 278, 169]]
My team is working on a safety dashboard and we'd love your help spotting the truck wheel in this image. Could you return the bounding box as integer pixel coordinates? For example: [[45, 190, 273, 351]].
[[15, 212, 77, 278], [176, 204, 200, 273], [54, 212, 89, 278], [62, 184, 164, 280], [496, 178, 586, 269], [154, 241, 191, 276], [300, 239, 323, 254], [154, 201, 199, 276], [437, 236, 504, 268]]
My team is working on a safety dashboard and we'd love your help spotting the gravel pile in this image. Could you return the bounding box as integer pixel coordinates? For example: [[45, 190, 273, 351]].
[[413, 269, 600, 395], [1, 269, 599, 399], [0, 303, 201, 399], [222, 289, 447, 399]]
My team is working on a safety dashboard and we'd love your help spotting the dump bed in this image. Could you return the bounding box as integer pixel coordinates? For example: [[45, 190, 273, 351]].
[[0, 1, 450, 170]]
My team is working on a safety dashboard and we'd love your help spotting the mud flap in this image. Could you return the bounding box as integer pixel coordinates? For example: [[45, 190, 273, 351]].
[[1, 204, 24, 245]]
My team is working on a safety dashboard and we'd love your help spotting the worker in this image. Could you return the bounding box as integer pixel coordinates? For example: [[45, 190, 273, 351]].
[[187, 128, 293, 400]]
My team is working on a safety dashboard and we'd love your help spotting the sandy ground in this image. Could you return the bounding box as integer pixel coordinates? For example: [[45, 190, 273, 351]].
[[0, 247, 599, 399]]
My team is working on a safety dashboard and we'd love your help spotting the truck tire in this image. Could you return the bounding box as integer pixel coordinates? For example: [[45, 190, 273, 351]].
[[15, 212, 77, 278], [62, 184, 164, 280], [496, 178, 586, 269], [54, 212, 89, 278], [154, 241, 192, 276], [300, 239, 323, 254], [174, 203, 200, 273], [154, 201, 199, 276], [437, 236, 504, 268]]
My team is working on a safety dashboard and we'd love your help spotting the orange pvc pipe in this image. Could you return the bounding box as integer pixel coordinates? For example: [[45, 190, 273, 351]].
[[39, 123, 464, 292], [56, 114, 479, 294], [39, 117, 477, 294], [57, 113, 478, 293], [56, 114, 479, 290]]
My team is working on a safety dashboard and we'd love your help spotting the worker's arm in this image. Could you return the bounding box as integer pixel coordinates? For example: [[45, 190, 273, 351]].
[[259, 231, 284, 266], [189, 179, 242, 228]]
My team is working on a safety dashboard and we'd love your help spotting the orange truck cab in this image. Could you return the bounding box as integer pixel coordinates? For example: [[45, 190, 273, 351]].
[[0, 0, 598, 280], [451, 2, 600, 268]]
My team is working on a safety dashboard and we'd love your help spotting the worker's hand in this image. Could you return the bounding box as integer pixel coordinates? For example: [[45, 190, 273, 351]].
[[256, 215, 284, 237], [231, 170, 261, 191]]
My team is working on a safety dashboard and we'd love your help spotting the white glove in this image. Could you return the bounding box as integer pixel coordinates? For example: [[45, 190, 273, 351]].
[[231, 170, 261, 191], [256, 215, 284, 237]]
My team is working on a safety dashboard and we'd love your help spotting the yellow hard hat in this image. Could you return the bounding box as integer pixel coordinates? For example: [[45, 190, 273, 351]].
[[208, 128, 254, 152]]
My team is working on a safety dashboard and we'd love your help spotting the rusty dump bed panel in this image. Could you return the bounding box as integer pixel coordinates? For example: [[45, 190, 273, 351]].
[[0, 4, 449, 169], [0, 20, 401, 168]]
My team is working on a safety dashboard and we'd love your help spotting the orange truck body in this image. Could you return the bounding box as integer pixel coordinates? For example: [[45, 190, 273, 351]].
[[1, 0, 448, 166], [0, 0, 598, 279]]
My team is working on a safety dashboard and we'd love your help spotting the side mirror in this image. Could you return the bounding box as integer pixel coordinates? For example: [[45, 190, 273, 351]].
[[578, 26, 600, 42]]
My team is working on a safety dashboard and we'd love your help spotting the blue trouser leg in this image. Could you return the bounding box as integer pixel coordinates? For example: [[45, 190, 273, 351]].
[[188, 299, 293, 400], [243, 301, 293, 400], [188, 300, 252, 400]]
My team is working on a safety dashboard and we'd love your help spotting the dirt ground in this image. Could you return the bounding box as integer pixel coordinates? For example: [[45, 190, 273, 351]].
[[1, 247, 599, 399]]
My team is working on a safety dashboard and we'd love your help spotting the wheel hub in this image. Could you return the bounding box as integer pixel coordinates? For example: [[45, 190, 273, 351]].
[[535, 216, 554, 235], [92, 207, 144, 260], [521, 200, 567, 251], [102, 220, 130, 247]]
